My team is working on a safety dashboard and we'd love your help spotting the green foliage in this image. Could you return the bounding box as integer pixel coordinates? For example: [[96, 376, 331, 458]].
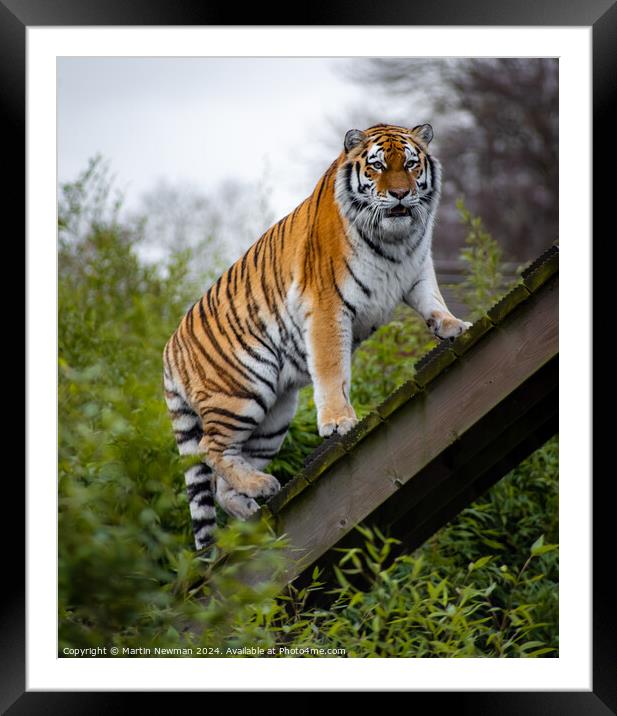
[[279, 504, 557, 658], [58, 160, 558, 657], [349, 307, 435, 411], [452, 197, 511, 319], [59, 155, 123, 238]]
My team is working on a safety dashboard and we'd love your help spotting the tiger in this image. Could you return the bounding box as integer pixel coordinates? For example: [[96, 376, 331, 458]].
[[163, 122, 472, 550]]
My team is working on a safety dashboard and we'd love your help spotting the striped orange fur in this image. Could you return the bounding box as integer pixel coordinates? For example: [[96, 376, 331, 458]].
[[163, 123, 471, 549]]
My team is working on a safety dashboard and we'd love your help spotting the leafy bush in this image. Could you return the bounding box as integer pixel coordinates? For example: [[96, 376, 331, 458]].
[[282, 517, 557, 658], [451, 197, 509, 319], [58, 162, 557, 657]]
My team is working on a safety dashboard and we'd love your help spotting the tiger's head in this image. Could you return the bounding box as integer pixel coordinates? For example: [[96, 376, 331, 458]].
[[334, 123, 441, 242]]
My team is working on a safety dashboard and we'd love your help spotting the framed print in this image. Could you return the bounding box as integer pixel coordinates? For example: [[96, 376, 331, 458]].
[[3, 0, 610, 710]]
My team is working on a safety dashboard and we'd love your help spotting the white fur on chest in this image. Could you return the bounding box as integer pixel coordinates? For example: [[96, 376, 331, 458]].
[[345, 224, 430, 344]]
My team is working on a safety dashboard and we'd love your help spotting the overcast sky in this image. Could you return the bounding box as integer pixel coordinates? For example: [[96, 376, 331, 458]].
[[57, 57, 373, 222]]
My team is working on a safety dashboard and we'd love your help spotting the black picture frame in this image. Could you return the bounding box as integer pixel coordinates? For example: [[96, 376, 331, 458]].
[[3, 1, 608, 710]]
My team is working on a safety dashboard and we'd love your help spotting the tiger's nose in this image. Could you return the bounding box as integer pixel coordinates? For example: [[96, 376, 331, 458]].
[[388, 188, 410, 200]]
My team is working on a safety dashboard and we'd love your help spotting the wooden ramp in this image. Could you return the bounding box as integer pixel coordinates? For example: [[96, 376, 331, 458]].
[[259, 245, 559, 589]]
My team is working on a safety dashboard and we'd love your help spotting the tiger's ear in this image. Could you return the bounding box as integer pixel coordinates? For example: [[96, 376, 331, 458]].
[[411, 123, 434, 146], [344, 129, 367, 153]]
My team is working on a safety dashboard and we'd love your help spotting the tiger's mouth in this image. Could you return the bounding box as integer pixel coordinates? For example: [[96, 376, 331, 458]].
[[384, 205, 411, 218]]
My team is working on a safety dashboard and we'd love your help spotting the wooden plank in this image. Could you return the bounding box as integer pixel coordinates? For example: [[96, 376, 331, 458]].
[[357, 359, 558, 539], [392, 411, 557, 556], [274, 276, 558, 583]]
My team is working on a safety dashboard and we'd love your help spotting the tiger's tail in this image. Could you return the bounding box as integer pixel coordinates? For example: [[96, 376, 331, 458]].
[[163, 368, 216, 551]]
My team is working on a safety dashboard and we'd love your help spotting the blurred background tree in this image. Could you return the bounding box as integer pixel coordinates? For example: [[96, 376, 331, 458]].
[[135, 173, 275, 276]]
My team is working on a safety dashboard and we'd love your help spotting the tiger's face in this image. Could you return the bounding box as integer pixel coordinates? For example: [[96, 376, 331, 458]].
[[335, 123, 440, 242]]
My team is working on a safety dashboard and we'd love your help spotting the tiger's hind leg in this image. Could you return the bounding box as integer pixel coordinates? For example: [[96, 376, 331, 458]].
[[164, 377, 217, 550], [200, 390, 300, 505], [213, 390, 298, 520], [214, 475, 259, 521], [184, 463, 217, 550], [212, 390, 296, 519]]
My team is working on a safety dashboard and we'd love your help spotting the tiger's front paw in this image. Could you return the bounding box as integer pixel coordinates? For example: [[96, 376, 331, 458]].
[[318, 404, 358, 438], [427, 311, 472, 341]]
